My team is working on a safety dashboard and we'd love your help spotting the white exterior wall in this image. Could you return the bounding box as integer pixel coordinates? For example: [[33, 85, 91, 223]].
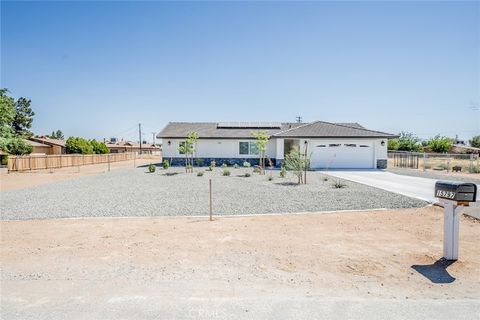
[[161, 138, 277, 159]]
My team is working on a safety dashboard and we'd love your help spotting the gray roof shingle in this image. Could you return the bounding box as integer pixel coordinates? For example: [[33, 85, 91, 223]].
[[157, 121, 396, 139]]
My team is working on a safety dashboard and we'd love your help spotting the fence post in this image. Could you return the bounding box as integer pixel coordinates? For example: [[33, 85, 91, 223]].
[[108, 154, 111, 172], [209, 178, 213, 221], [423, 153, 426, 172]]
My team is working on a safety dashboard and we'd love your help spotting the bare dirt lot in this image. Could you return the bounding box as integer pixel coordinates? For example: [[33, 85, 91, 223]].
[[0, 158, 156, 192], [1, 206, 479, 319]]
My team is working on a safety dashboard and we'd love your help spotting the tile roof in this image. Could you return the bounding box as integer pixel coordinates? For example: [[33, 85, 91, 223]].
[[157, 122, 395, 139], [272, 121, 396, 138], [30, 136, 66, 147]]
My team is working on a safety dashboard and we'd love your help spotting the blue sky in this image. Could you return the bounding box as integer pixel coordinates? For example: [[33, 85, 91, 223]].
[[1, 1, 479, 143]]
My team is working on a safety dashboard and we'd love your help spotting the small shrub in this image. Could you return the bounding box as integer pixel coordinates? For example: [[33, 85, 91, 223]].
[[267, 174, 273, 181], [333, 180, 346, 189], [279, 165, 287, 178], [243, 161, 251, 168], [195, 159, 204, 167], [244, 173, 251, 177], [222, 169, 231, 176], [206, 166, 213, 171], [467, 165, 480, 174], [148, 163, 156, 173], [221, 163, 228, 168], [438, 163, 448, 170], [253, 167, 261, 174], [162, 160, 170, 169], [323, 177, 329, 181], [233, 163, 239, 169], [210, 160, 216, 167], [197, 171, 204, 176]]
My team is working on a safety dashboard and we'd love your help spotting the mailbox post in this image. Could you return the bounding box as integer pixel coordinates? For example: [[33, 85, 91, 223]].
[[434, 181, 477, 261]]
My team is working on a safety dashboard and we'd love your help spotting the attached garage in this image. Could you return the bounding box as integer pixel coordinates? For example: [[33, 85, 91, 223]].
[[309, 140, 375, 169]]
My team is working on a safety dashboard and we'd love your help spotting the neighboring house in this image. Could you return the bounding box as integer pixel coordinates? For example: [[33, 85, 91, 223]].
[[25, 139, 52, 155], [105, 140, 160, 154], [28, 136, 66, 155], [451, 144, 480, 155], [158, 121, 397, 169]]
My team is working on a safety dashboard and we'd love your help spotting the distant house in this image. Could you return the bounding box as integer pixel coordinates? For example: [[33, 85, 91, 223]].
[[28, 136, 66, 155], [158, 121, 397, 169], [25, 139, 52, 155], [451, 144, 480, 155], [105, 139, 160, 154]]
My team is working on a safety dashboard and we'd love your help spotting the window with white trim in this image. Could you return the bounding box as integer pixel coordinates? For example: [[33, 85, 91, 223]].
[[239, 142, 259, 155]]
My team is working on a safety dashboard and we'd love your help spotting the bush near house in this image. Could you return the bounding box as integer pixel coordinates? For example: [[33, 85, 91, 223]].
[[148, 164, 156, 173], [470, 136, 480, 148], [162, 159, 170, 169], [222, 169, 231, 176]]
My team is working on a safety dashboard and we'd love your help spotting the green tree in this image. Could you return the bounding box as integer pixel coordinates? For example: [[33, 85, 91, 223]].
[[66, 137, 94, 154], [470, 135, 480, 148], [397, 132, 422, 152], [388, 139, 400, 151], [178, 131, 198, 173], [251, 130, 269, 175], [50, 130, 64, 140], [0, 89, 16, 138], [0, 137, 32, 155], [426, 135, 453, 153], [12, 97, 35, 137], [90, 139, 109, 154]]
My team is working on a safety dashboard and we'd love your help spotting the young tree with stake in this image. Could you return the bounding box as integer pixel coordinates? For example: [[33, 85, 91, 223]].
[[252, 130, 269, 175]]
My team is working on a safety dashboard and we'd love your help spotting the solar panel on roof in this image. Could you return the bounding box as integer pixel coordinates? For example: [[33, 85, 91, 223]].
[[217, 122, 282, 128]]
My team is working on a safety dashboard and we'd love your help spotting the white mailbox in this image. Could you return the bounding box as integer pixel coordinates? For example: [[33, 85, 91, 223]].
[[434, 181, 477, 261]]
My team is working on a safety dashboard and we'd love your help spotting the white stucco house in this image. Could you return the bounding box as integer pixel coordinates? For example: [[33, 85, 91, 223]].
[[157, 121, 397, 169]]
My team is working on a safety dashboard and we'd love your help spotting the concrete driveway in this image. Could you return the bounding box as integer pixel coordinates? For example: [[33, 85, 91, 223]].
[[324, 170, 479, 218]]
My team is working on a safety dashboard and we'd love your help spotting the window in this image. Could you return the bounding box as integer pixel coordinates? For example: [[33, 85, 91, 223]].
[[239, 142, 249, 155], [239, 142, 259, 155], [329, 144, 341, 147], [359, 145, 370, 148], [344, 144, 356, 147], [316, 144, 326, 148]]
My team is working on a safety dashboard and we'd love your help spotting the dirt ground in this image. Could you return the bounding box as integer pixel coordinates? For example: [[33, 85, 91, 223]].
[[0, 158, 157, 192], [1, 206, 479, 319]]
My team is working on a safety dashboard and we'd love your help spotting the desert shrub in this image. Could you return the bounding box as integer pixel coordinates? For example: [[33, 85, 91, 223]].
[[438, 163, 448, 170], [233, 163, 239, 169], [267, 174, 273, 181], [195, 158, 204, 167], [244, 172, 251, 177], [333, 180, 346, 189], [467, 165, 480, 174], [279, 165, 287, 178], [253, 167, 261, 174], [222, 169, 231, 176], [197, 171, 204, 176], [206, 166, 213, 171], [210, 160, 216, 167], [243, 161, 251, 168], [323, 177, 329, 181], [221, 163, 227, 168], [162, 159, 170, 169], [148, 163, 156, 173]]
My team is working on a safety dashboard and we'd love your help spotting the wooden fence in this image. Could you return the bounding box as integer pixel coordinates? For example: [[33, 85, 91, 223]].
[[7, 152, 137, 172]]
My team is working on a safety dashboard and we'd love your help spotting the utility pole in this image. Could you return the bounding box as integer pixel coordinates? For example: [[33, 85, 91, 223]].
[[296, 116, 302, 123], [138, 123, 142, 155]]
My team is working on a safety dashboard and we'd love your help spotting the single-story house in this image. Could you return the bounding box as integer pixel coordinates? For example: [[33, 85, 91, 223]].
[[28, 136, 66, 155], [25, 139, 52, 155], [157, 121, 397, 169], [105, 140, 160, 154]]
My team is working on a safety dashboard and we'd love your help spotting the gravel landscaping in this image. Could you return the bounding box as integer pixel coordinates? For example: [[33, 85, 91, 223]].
[[1, 166, 427, 220], [388, 167, 480, 184]]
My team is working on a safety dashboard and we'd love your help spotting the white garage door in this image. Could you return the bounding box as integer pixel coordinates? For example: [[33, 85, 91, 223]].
[[310, 141, 374, 169]]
